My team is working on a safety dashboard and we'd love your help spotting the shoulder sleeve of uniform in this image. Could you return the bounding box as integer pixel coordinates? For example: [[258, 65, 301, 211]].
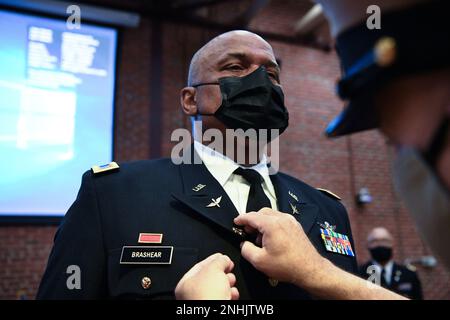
[[91, 161, 120, 175], [316, 188, 341, 201], [37, 170, 107, 299]]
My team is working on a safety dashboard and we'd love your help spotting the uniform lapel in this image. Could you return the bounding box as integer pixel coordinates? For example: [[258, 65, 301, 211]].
[[171, 147, 240, 238], [270, 173, 318, 235], [172, 145, 318, 238]]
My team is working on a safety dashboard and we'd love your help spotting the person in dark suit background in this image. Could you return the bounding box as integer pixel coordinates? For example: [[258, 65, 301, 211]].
[[37, 30, 358, 300], [359, 227, 423, 300]]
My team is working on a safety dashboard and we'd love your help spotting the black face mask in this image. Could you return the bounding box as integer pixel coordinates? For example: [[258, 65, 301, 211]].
[[192, 66, 289, 135], [369, 246, 393, 264]]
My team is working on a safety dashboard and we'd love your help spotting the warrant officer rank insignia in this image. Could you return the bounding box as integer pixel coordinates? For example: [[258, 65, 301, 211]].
[[91, 161, 119, 174], [319, 223, 354, 257]]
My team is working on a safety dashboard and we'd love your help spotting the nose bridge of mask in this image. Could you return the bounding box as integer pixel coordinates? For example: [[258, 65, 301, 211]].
[[194, 65, 271, 115], [219, 66, 271, 96]]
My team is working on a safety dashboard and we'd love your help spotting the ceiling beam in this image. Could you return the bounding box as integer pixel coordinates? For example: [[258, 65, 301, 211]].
[[164, 11, 331, 50], [294, 4, 325, 37], [232, 0, 270, 28], [170, 0, 231, 11]]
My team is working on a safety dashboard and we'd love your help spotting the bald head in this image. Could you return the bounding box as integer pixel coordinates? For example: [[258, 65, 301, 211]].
[[367, 227, 393, 248], [187, 30, 277, 86], [180, 29, 281, 138]]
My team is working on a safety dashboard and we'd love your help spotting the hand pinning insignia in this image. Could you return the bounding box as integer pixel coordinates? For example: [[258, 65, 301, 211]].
[[206, 196, 222, 208]]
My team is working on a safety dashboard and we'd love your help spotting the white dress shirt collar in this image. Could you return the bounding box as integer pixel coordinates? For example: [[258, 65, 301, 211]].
[[193, 141, 277, 199]]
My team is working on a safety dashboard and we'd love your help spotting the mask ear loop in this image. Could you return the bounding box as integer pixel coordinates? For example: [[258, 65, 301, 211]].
[[191, 82, 219, 88], [190, 82, 221, 117]]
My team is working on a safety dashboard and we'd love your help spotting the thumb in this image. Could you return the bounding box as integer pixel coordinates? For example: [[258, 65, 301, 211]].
[[240, 241, 264, 267]]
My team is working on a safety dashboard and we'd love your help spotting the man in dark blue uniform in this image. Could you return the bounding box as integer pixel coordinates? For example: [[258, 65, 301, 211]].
[[37, 30, 357, 299], [359, 227, 423, 300]]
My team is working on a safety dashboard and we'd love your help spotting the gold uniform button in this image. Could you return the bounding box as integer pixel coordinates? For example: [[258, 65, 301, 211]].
[[141, 276, 152, 289], [268, 278, 278, 287]]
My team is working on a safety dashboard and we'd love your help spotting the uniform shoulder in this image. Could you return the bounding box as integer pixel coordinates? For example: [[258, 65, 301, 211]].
[[399, 263, 418, 273], [91, 161, 120, 174], [316, 188, 342, 201], [390, 263, 418, 280], [276, 171, 318, 190], [87, 158, 175, 179], [406, 264, 417, 272]]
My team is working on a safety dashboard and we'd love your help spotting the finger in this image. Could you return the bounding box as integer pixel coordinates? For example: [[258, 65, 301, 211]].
[[240, 241, 264, 267], [211, 254, 233, 271], [235, 210, 258, 234], [226, 272, 236, 287], [203, 252, 223, 263], [255, 234, 263, 247], [258, 207, 278, 216], [243, 224, 258, 235], [234, 212, 267, 232], [186, 253, 222, 274], [196, 253, 223, 269], [224, 259, 235, 274], [230, 287, 240, 300]]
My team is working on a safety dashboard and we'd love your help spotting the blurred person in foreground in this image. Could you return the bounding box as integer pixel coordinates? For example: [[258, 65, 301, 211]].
[[177, 0, 448, 300]]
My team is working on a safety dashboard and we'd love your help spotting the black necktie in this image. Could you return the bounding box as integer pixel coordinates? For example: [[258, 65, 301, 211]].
[[234, 167, 272, 212]]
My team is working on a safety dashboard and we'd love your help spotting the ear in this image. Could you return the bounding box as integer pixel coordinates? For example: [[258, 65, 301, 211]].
[[180, 87, 197, 116]]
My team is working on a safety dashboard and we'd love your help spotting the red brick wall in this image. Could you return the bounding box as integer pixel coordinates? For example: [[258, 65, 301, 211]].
[[1, 16, 449, 299]]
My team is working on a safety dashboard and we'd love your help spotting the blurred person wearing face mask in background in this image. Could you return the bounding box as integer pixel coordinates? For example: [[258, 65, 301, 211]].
[[359, 227, 423, 300]]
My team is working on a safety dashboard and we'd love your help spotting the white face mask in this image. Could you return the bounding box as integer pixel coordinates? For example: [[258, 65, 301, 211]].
[[393, 147, 450, 270]]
